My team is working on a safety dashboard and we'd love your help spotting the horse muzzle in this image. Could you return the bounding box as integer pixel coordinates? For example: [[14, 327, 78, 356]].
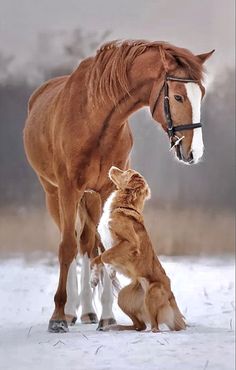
[[174, 143, 195, 165]]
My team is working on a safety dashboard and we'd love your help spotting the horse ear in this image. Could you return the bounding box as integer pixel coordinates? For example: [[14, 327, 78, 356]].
[[196, 50, 215, 64], [162, 51, 177, 72]]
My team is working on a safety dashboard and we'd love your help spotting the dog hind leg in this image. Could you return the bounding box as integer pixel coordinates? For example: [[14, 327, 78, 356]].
[[118, 282, 146, 331]]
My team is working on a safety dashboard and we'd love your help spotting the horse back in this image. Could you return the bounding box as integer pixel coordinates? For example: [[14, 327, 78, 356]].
[[28, 75, 69, 113]]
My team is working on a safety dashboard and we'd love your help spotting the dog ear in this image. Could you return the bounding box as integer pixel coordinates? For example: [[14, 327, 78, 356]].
[[108, 166, 123, 179], [108, 166, 124, 187]]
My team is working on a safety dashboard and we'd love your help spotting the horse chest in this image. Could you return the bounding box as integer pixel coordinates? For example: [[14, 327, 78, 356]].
[[98, 193, 116, 250]]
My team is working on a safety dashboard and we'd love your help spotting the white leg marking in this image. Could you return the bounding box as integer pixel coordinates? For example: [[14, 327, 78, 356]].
[[90, 264, 101, 288], [100, 267, 115, 320], [104, 263, 116, 280], [185, 82, 204, 163], [65, 258, 80, 317], [80, 253, 96, 315]]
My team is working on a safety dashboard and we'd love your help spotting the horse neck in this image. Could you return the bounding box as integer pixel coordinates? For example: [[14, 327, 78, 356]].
[[91, 82, 153, 132], [73, 52, 164, 131]]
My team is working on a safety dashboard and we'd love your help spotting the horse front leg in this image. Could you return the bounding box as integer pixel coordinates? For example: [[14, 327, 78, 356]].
[[64, 257, 80, 325], [48, 184, 81, 333], [97, 266, 117, 330], [39, 176, 80, 327]]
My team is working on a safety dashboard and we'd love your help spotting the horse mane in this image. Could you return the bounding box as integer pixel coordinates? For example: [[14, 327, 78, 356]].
[[87, 39, 204, 106]]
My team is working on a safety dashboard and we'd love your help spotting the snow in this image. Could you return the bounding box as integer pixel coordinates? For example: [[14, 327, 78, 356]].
[[0, 256, 234, 370]]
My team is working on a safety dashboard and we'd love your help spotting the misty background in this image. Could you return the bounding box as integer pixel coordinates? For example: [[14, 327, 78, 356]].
[[0, 0, 235, 256]]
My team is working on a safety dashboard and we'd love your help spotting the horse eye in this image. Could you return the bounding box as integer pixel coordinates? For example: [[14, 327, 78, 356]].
[[174, 95, 183, 102]]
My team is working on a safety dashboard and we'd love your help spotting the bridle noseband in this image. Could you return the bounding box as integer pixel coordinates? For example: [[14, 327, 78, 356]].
[[152, 74, 203, 160]]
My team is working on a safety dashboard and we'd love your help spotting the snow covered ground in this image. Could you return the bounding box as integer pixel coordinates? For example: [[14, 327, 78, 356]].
[[0, 256, 234, 370]]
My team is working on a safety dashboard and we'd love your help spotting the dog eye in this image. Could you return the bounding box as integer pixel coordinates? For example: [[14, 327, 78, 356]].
[[174, 95, 183, 103]]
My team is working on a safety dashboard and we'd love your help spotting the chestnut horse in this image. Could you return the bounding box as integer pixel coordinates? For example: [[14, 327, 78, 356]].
[[23, 40, 214, 332]]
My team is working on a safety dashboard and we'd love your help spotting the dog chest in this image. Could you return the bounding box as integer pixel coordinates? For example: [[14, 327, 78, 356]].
[[98, 192, 115, 249]]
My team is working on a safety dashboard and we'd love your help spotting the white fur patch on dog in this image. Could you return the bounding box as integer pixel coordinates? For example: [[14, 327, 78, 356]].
[[185, 82, 204, 163], [98, 191, 116, 249]]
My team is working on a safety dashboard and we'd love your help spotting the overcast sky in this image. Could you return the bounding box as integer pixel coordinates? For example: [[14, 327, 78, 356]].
[[0, 0, 235, 72]]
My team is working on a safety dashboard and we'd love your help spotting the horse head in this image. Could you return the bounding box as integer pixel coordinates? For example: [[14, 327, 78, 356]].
[[150, 47, 215, 164]]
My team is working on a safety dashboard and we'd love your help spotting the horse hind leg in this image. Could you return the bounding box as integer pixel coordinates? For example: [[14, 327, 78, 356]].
[[79, 190, 117, 330], [89, 255, 117, 330], [78, 191, 103, 324], [79, 253, 98, 324], [97, 266, 117, 330]]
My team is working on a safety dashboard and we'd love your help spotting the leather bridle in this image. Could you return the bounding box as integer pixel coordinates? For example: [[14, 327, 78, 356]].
[[151, 74, 202, 159]]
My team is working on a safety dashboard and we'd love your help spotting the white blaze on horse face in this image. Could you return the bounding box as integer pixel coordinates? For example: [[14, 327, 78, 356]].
[[185, 82, 204, 163], [98, 191, 116, 249]]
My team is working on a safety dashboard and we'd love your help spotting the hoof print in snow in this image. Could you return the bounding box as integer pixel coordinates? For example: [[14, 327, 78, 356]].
[[80, 313, 98, 324], [97, 318, 117, 331], [48, 320, 69, 333]]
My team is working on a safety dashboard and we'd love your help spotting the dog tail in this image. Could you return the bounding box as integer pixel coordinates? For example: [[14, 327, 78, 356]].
[[158, 304, 186, 331]]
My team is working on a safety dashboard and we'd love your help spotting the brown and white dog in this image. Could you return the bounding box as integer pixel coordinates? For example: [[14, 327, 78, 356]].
[[91, 166, 186, 332]]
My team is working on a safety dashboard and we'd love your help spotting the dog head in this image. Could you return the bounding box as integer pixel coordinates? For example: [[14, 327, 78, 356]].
[[108, 166, 151, 200]]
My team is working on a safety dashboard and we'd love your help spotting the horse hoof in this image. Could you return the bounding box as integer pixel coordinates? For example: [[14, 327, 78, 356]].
[[80, 313, 98, 324], [48, 320, 69, 333], [97, 318, 117, 331]]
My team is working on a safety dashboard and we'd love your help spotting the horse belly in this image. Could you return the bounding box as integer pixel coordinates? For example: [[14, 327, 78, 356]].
[[24, 123, 57, 184]]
